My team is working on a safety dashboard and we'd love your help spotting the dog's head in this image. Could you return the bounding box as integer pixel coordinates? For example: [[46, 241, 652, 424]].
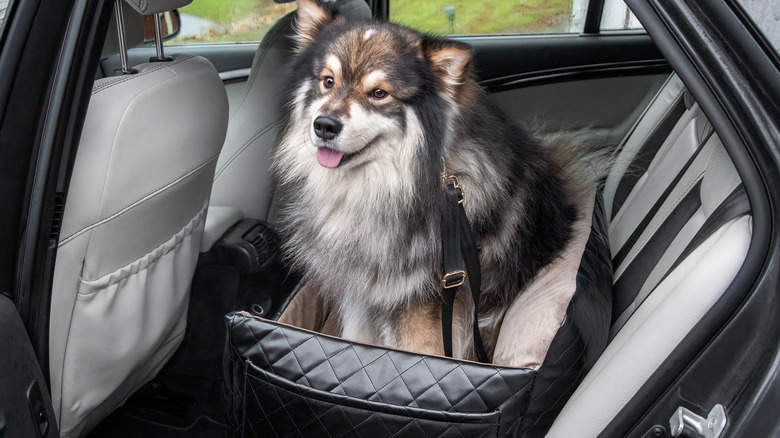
[[287, 0, 476, 170]]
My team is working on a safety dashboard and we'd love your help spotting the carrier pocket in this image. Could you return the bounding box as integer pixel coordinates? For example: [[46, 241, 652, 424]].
[[241, 361, 501, 437], [225, 313, 535, 438]]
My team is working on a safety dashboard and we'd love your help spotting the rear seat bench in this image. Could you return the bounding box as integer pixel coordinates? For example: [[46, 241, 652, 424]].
[[545, 74, 752, 436]]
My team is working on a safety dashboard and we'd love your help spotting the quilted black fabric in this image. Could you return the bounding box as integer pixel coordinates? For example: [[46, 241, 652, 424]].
[[224, 193, 614, 438], [225, 315, 535, 437], [518, 192, 613, 437]]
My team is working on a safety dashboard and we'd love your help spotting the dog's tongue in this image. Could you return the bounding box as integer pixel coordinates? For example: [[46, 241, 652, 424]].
[[317, 147, 345, 168]]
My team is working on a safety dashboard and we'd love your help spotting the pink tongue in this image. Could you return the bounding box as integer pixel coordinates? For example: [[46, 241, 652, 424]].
[[317, 147, 345, 168]]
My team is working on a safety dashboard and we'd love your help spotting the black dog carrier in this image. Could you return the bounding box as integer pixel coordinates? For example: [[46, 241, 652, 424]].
[[224, 195, 612, 437]]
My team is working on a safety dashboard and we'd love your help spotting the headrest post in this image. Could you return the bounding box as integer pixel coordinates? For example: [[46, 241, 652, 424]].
[[150, 12, 173, 62], [114, 0, 133, 74], [154, 13, 165, 59]]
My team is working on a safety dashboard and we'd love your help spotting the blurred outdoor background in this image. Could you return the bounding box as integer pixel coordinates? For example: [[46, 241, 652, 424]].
[[173, 0, 640, 44]]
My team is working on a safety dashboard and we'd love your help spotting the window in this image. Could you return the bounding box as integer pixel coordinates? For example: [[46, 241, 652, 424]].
[[0, 0, 11, 30], [600, 0, 643, 31], [736, 0, 780, 56], [390, 0, 586, 35], [172, 0, 296, 44]]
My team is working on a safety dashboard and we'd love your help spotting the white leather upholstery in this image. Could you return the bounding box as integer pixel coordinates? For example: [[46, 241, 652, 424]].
[[611, 112, 705, 275], [545, 74, 752, 437], [210, 0, 372, 219], [546, 217, 750, 437], [49, 55, 228, 437], [603, 74, 686, 219], [209, 12, 294, 220]]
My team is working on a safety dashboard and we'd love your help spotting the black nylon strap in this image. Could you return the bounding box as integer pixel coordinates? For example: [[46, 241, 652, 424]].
[[441, 182, 489, 363], [441, 185, 462, 358], [458, 204, 489, 363]]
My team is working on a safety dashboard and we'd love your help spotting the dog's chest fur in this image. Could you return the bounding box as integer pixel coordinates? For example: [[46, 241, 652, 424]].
[[278, 146, 439, 293], [271, 5, 596, 358]]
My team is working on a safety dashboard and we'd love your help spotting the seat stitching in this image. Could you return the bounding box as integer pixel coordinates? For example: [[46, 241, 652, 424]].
[[75, 203, 208, 292], [59, 154, 218, 245], [214, 123, 279, 180]]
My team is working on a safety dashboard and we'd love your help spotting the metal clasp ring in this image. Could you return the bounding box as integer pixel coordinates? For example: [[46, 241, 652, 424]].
[[442, 270, 466, 289]]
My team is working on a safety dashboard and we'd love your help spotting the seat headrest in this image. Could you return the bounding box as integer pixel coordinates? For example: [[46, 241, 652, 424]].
[[101, 1, 144, 59], [124, 0, 193, 15]]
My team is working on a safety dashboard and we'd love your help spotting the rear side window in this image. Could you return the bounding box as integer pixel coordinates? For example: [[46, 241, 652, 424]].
[[390, 0, 587, 35], [172, 0, 296, 44], [0, 0, 11, 31], [600, 0, 643, 31], [735, 0, 780, 56]]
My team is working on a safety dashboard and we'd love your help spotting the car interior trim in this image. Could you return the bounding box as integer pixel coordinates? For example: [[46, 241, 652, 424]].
[[218, 67, 252, 83], [600, 0, 775, 434], [481, 60, 671, 92]]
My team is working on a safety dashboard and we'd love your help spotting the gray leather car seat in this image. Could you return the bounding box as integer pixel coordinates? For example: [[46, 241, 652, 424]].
[[209, 0, 372, 220], [48, 1, 228, 436], [546, 74, 752, 437]]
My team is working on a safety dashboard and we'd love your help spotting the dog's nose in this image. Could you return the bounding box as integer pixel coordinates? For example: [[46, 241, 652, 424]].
[[313, 116, 343, 140]]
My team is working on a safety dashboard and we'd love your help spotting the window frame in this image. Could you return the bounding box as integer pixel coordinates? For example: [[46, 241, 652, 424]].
[[377, 0, 612, 36]]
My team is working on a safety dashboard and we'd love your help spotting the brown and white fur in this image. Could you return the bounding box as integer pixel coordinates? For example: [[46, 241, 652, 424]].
[[273, 0, 607, 361]]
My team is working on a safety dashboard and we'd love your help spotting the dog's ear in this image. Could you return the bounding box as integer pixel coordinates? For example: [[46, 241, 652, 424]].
[[294, 0, 333, 50], [422, 38, 472, 99]]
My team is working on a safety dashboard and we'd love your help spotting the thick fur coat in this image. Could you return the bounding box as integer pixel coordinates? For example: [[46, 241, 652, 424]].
[[273, 0, 605, 360]]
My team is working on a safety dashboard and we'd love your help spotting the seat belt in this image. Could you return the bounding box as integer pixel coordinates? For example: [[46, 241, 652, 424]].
[[441, 175, 490, 363]]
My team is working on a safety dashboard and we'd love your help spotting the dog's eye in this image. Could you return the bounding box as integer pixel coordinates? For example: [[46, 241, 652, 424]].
[[323, 77, 335, 89], [371, 89, 388, 100]]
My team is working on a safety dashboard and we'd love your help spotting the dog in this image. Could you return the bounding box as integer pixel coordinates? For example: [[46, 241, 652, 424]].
[[273, 0, 607, 361]]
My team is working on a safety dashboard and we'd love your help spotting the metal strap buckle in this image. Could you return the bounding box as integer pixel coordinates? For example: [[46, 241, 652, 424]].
[[444, 175, 464, 204], [442, 162, 465, 204], [442, 270, 466, 289]]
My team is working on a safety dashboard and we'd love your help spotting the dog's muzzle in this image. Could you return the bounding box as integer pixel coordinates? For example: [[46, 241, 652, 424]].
[[313, 115, 343, 141]]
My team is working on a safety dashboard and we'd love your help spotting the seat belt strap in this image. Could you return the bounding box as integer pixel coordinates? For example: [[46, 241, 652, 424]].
[[441, 178, 489, 363]]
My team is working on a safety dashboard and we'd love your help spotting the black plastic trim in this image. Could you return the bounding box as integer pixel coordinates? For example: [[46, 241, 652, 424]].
[[371, 0, 387, 20], [583, 0, 605, 34], [481, 60, 670, 92], [11, 0, 112, 381], [0, 0, 43, 302], [458, 33, 665, 84]]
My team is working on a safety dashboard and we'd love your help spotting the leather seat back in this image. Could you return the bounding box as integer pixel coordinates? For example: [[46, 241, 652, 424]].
[[48, 2, 229, 436], [210, 0, 372, 219]]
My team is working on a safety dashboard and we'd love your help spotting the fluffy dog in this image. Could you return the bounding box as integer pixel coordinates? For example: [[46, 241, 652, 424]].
[[273, 0, 606, 361]]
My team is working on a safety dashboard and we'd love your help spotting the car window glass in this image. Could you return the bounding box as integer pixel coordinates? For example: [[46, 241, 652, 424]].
[[172, 0, 296, 44], [735, 0, 780, 56], [600, 0, 643, 31], [0, 0, 11, 32], [390, 0, 586, 35]]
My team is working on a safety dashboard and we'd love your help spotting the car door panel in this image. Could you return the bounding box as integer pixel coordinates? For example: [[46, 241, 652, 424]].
[[0, 294, 58, 438], [462, 33, 669, 144], [489, 73, 669, 146]]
